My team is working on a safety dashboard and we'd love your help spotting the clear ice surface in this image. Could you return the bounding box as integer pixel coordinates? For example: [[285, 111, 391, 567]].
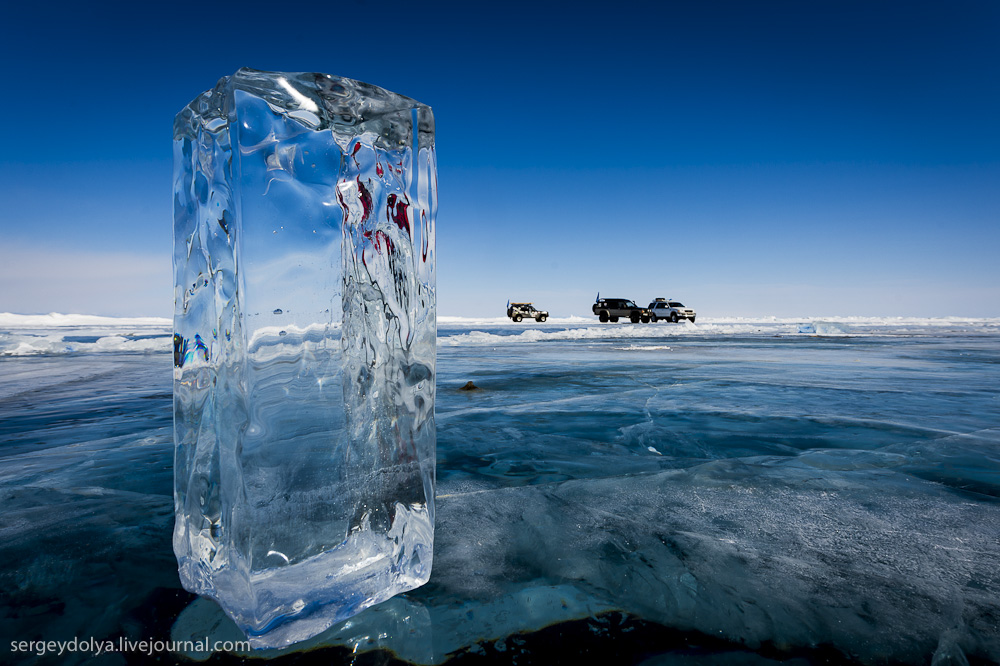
[[1, 324, 999, 664], [171, 68, 436, 648]]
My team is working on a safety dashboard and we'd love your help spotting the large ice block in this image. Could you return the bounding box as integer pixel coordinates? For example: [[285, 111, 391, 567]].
[[172, 68, 436, 648]]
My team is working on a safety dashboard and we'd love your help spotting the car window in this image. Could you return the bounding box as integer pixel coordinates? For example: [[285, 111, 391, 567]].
[[669, 302, 683, 307], [624, 301, 635, 308]]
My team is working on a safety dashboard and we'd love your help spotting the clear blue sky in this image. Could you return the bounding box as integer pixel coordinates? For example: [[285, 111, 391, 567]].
[[1, 0, 997, 317]]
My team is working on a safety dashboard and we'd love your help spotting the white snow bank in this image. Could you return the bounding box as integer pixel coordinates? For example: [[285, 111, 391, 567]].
[[2, 313, 997, 357], [438, 315, 593, 326], [438, 316, 1000, 346], [0, 313, 172, 357], [0, 332, 169, 357], [0, 312, 170, 328], [440, 314, 1000, 328]]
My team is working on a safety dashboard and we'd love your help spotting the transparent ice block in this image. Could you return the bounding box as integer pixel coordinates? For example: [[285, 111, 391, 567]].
[[172, 68, 436, 648]]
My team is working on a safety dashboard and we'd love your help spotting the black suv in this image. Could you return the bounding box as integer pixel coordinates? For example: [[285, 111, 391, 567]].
[[592, 298, 651, 323]]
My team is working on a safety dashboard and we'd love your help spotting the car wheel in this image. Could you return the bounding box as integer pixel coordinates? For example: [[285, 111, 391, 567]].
[[599, 311, 609, 322], [610, 316, 619, 322], [513, 314, 522, 322], [669, 313, 679, 323], [690, 316, 696, 323], [630, 312, 640, 323], [650, 314, 658, 322]]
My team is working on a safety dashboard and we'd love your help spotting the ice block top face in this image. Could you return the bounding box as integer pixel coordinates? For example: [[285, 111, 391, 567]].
[[175, 67, 434, 152]]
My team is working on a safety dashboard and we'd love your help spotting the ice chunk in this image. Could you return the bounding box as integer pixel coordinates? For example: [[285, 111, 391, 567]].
[[172, 68, 437, 648], [797, 321, 851, 335]]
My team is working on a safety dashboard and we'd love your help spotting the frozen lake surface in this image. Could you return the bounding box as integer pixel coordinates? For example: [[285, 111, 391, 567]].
[[1, 315, 999, 664]]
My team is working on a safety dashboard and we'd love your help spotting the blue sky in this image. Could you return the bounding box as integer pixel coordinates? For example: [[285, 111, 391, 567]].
[[1, 0, 997, 317]]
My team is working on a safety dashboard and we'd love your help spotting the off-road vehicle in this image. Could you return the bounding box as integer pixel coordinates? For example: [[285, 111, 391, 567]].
[[507, 302, 548, 322], [593, 298, 651, 323], [648, 298, 696, 323]]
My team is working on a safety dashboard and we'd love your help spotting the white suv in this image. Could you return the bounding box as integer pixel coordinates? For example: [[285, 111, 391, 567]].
[[648, 298, 696, 323]]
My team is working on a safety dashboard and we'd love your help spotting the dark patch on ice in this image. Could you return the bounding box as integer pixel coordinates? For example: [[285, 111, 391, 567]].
[[0, 486, 177, 661], [446, 613, 864, 666], [121, 587, 200, 655], [460, 381, 481, 391], [164, 612, 874, 665], [127, 333, 173, 341], [61, 335, 102, 343]]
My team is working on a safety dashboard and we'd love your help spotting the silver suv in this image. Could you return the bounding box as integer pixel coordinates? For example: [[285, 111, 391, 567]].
[[648, 298, 696, 323]]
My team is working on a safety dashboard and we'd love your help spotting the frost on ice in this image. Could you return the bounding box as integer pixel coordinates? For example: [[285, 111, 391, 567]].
[[171, 68, 436, 648]]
